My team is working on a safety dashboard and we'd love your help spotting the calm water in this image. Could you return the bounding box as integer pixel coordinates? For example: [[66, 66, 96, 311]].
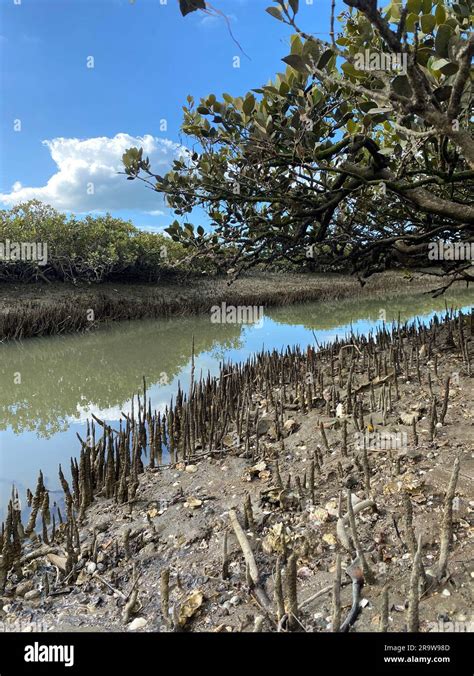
[[0, 289, 472, 515]]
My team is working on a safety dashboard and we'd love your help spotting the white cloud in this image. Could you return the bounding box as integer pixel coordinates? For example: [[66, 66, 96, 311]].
[[0, 133, 186, 213]]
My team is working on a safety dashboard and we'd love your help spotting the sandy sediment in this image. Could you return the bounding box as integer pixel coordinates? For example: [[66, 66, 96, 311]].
[[0, 310, 473, 633]]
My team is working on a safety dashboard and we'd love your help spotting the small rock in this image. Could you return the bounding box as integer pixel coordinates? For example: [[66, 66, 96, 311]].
[[325, 499, 339, 517], [247, 461, 267, 479], [15, 580, 34, 597], [185, 465, 198, 474], [283, 419, 298, 434], [24, 589, 41, 601], [229, 595, 241, 606], [400, 412, 419, 425], [406, 449, 423, 460], [297, 566, 312, 579], [322, 533, 336, 546], [86, 562, 97, 575], [185, 497, 202, 510], [256, 418, 272, 436], [46, 553, 68, 572], [309, 507, 329, 524], [442, 589, 451, 597], [344, 475, 359, 489], [128, 617, 148, 631]]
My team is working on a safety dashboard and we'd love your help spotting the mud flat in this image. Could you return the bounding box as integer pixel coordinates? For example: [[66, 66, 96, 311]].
[[1, 310, 473, 633]]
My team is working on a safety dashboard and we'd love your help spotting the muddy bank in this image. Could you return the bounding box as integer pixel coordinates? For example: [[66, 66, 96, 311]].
[[0, 310, 473, 633], [0, 271, 457, 341]]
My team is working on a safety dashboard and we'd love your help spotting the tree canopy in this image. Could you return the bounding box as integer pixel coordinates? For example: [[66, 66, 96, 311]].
[[123, 0, 473, 291]]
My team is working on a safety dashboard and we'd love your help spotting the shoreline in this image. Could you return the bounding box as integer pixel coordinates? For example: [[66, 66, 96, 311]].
[[1, 309, 472, 633], [0, 271, 467, 341]]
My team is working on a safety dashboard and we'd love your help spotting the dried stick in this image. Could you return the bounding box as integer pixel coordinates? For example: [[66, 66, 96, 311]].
[[161, 568, 170, 627], [222, 532, 229, 580], [331, 551, 342, 632], [407, 536, 422, 632], [274, 557, 285, 622], [337, 498, 375, 552], [340, 559, 364, 632], [284, 553, 298, 631], [346, 491, 375, 584], [439, 376, 450, 425], [380, 585, 389, 632], [437, 456, 461, 581], [229, 509, 273, 614]]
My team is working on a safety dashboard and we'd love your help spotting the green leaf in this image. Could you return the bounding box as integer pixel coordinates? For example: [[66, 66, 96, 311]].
[[392, 74, 413, 97], [377, 147, 395, 155], [282, 54, 308, 74], [266, 6, 283, 20], [453, 2, 470, 17], [197, 225, 204, 236], [197, 106, 210, 115], [434, 24, 453, 57], [303, 39, 321, 65], [431, 58, 459, 75], [317, 49, 334, 70], [312, 88, 323, 105], [421, 13, 436, 32], [360, 101, 378, 112], [435, 3, 446, 24], [415, 47, 432, 66], [341, 61, 366, 79], [390, 2, 402, 20], [406, 0, 422, 13], [243, 94, 256, 115], [347, 119, 358, 134], [179, 0, 206, 17], [405, 12, 420, 31], [289, 0, 299, 13], [290, 34, 304, 55], [433, 85, 452, 101]]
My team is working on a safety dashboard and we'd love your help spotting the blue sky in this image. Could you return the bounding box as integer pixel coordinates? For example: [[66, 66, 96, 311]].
[[0, 0, 342, 231]]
